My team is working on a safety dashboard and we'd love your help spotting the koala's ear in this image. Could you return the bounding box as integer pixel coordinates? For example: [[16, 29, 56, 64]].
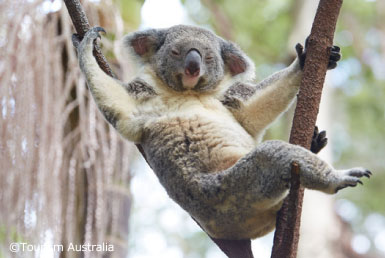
[[124, 29, 166, 60], [221, 40, 254, 78]]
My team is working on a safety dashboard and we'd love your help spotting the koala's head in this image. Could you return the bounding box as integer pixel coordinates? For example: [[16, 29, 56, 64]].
[[124, 25, 254, 92]]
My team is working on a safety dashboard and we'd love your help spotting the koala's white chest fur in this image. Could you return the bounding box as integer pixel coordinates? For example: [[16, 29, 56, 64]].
[[138, 93, 256, 172]]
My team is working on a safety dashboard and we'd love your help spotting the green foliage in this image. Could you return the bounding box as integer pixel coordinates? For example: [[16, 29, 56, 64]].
[[113, 0, 143, 30], [206, 0, 292, 65], [331, 1, 385, 216]]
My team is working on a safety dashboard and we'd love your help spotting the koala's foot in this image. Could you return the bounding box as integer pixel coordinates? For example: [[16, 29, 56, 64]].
[[310, 126, 327, 154], [295, 38, 341, 70], [333, 168, 372, 193]]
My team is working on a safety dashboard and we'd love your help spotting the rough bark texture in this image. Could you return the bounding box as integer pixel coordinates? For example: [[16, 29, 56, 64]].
[[271, 1, 343, 258]]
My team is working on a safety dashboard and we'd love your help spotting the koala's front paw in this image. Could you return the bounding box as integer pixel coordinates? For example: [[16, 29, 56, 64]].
[[310, 126, 327, 154], [295, 38, 341, 70], [221, 95, 241, 109], [334, 167, 372, 193], [327, 45, 341, 70], [77, 26, 106, 53]]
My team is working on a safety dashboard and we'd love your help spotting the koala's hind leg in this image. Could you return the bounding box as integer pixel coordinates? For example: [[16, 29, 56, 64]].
[[193, 140, 371, 208]]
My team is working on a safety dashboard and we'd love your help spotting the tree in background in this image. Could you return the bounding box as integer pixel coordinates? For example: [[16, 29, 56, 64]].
[[0, 0, 138, 257]]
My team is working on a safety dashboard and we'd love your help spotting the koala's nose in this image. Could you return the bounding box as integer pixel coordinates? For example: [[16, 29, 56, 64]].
[[184, 49, 201, 77]]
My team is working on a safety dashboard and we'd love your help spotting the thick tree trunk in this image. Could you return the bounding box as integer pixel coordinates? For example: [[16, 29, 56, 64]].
[[271, 1, 343, 258]]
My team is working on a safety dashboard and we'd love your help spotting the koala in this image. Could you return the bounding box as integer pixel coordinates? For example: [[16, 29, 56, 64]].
[[75, 25, 371, 240]]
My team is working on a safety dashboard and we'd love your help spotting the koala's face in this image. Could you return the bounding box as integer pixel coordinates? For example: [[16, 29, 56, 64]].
[[152, 27, 225, 92], [124, 25, 253, 92]]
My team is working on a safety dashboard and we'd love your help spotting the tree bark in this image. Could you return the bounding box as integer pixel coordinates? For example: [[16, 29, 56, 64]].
[[211, 238, 254, 258], [271, 1, 343, 258]]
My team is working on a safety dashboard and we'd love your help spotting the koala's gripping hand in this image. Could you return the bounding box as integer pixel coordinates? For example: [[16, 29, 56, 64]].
[[295, 38, 341, 70], [310, 126, 328, 154], [76, 27, 106, 61], [75, 27, 143, 142]]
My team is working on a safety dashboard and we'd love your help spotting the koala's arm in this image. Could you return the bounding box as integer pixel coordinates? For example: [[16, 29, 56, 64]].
[[223, 43, 341, 139], [76, 27, 144, 142], [223, 58, 302, 138]]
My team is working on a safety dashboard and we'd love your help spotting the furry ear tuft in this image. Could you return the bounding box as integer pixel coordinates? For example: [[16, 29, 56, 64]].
[[124, 29, 166, 60], [221, 40, 254, 78], [225, 52, 247, 76]]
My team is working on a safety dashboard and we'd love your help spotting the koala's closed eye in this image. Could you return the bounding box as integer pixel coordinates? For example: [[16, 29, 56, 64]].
[[171, 47, 180, 56], [205, 54, 214, 63]]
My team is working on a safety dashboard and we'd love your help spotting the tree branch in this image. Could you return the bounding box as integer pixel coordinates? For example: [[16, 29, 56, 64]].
[[211, 238, 253, 258], [271, 1, 343, 257]]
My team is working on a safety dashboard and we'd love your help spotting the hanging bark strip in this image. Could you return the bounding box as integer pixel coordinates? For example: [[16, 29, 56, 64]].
[[271, 1, 343, 258], [63, 1, 252, 257]]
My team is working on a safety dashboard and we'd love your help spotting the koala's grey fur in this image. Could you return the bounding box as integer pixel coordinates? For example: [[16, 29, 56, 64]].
[[124, 79, 157, 99], [76, 25, 371, 240]]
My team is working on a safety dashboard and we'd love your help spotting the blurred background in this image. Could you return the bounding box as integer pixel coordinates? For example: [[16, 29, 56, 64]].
[[0, 0, 384, 257]]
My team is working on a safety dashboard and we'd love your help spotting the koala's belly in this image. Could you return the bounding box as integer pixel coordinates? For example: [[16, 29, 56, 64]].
[[143, 112, 255, 174]]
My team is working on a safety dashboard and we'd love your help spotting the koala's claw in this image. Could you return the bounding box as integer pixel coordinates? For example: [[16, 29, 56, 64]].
[[327, 45, 341, 70], [335, 167, 372, 193], [77, 27, 106, 54], [85, 26, 106, 41], [295, 43, 306, 69], [295, 38, 341, 70], [348, 168, 372, 178], [310, 126, 328, 154]]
